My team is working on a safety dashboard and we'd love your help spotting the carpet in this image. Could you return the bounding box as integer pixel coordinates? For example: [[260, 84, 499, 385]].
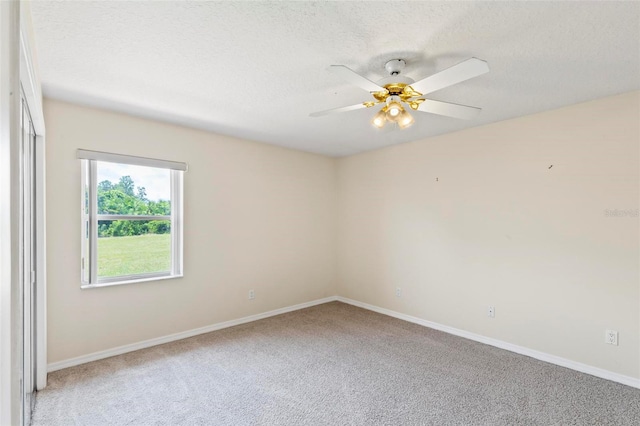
[[32, 302, 640, 425]]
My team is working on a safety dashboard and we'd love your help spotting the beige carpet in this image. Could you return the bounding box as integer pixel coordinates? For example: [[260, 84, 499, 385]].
[[33, 302, 640, 425]]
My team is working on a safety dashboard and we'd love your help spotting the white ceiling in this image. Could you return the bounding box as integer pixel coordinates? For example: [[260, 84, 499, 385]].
[[30, 1, 640, 157]]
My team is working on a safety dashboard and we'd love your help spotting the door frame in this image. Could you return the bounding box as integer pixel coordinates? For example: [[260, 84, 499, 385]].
[[0, 2, 22, 424], [0, 2, 46, 424], [20, 92, 37, 424], [19, 2, 47, 392]]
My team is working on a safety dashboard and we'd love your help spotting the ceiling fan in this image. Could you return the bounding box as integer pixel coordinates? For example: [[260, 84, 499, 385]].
[[310, 57, 489, 130]]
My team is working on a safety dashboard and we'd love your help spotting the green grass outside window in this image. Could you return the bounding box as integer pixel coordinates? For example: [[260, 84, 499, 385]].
[[97, 233, 171, 278]]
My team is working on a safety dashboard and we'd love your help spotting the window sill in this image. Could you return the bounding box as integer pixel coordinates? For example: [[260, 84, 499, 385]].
[[81, 274, 183, 289]]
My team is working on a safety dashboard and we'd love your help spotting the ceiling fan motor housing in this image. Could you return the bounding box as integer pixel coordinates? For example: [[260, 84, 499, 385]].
[[385, 59, 406, 76], [378, 59, 414, 87]]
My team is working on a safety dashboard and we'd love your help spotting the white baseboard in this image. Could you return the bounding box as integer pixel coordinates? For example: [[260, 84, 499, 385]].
[[336, 296, 640, 389], [47, 296, 338, 372], [48, 295, 640, 390]]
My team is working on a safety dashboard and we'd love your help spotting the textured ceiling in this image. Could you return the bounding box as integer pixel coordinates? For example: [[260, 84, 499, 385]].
[[30, 1, 640, 157]]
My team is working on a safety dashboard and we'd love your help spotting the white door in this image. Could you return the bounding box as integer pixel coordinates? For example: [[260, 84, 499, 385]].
[[21, 91, 37, 425]]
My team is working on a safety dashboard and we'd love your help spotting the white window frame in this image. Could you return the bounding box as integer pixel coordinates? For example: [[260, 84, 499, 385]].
[[77, 149, 186, 288]]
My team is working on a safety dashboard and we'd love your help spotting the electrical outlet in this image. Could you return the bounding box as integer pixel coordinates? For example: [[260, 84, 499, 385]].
[[605, 330, 618, 346], [487, 306, 495, 318], [248, 289, 255, 300], [395, 287, 401, 298]]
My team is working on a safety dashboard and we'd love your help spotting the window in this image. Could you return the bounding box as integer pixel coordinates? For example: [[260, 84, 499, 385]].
[[78, 150, 186, 287]]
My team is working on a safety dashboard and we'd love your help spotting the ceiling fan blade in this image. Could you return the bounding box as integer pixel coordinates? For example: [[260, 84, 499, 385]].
[[328, 65, 386, 93], [414, 99, 481, 120], [410, 58, 489, 95], [309, 102, 369, 117]]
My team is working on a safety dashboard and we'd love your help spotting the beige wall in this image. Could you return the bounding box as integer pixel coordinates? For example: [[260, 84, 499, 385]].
[[46, 92, 639, 380], [337, 91, 640, 378], [45, 99, 337, 363]]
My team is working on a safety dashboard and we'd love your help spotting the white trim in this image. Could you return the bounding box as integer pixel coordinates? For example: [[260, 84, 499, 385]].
[[18, 2, 46, 396], [47, 296, 338, 372], [19, 2, 44, 136], [34, 135, 46, 391], [88, 160, 97, 285], [46, 295, 640, 390], [81, 273, 182, 289], [170, 169, 183, 276], [97, 214, 171, 221], [1, 2, 22, 424], [20, 95, 37, 424], [335, 297, 640, 390], [77, 149, 187, 171]]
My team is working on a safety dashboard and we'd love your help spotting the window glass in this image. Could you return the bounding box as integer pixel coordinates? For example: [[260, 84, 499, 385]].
[[96, 162, 170, 215], [80, 155, 184, 287], [97, 221, 172, 278]]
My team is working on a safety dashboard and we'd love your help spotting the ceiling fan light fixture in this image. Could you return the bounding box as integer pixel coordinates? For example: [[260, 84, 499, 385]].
[[398, 109, 415, 129], [387, 104, 402, 118], [385, 95, 404, 121], [312, 56, 489, 132], [371, 109, 387, 128]]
